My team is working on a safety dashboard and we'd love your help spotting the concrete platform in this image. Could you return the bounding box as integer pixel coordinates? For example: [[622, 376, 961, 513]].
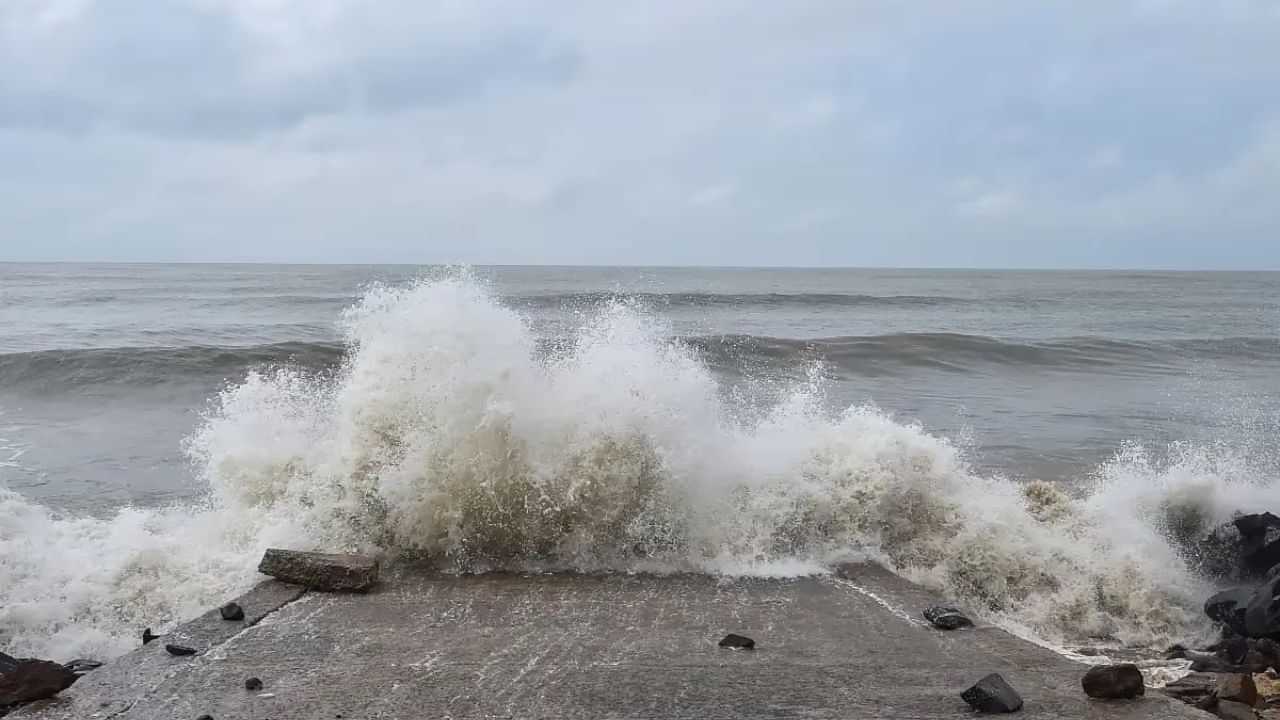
[[17, 563, 1206, 719]]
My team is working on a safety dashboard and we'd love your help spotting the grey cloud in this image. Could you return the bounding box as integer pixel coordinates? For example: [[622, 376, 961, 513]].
[[0, 0, 1277, 267], [0, 1, 578, 139]]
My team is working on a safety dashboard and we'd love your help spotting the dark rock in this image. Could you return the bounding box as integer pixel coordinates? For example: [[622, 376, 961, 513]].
[[62, 659, 103, 675], [1200, 637, 1280, 672], [1215, 699, 1259, 720], [1165, 644, 1190, 659], [219, 602, 245, 622], [0, 652, 80, 707], [142, 628, 159, 645], [1190, 652, 1250, 673], [1237, 513, 1280, 577], [1245, 577, 1280, 639], [1218, 674, 1260, 707], [196, 715, 214, 720], [923, 605, 973, 630], [960, 673, 1023, 713], [1081, 664, 1145, 699], [718, 633, 755, 649], [165, 644, 197, 657], [1162, 672, 1217, 703], [1074, 647, 1105, 656], [1209, 587, 1257, 635], [258, 548, 379, 592], [245, 677, 263, 691]]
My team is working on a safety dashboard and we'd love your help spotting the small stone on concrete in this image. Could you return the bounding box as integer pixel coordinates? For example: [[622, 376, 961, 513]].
[[258, 548, 379, 592], [165, 644, 197, 657], [1218, 674, 1260, 707], [1082, 664, 1145, 699], [245, 677, 263, 691], [924, 605, 974, 630], [961, 673, 1024, 713], [62, 658, 103, 675], [219, 601, 245, 621], [718, 633, 755, 649]]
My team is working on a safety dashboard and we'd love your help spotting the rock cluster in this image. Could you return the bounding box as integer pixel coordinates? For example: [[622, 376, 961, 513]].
[[1160, 513, 1280, 719]]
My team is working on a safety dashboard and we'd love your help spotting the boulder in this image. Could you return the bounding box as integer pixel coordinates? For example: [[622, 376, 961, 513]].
[[1215, 699, 1259, 720], [1237, 514, 1280, 577], [1210, 587, 1257, 635], [1218, 674, 1259, 707], [718, 634, 755, 649], [1162, 672, 1217, 704], [0, 652, 80, 707], [1081, 664, 1145, 699], [923, 605, 973, 630], [961, 673, 1023, 713], [165, 644, 197, 657], [258, 549, 379, 592], [219, 602, 245, 621], [245, 677, 263, 691], [1245, 577, 1280, 639]]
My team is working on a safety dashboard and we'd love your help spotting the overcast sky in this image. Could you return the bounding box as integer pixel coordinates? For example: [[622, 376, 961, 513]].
[[1, 1, 1278, 268]]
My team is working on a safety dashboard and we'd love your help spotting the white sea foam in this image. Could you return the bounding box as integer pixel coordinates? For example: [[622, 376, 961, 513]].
[[0, 273, 1273, 661]]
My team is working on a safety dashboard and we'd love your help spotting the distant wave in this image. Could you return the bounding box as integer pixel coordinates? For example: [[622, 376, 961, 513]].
[[688, 333, 1280, 376], [3, 333, 1276, 390], [0, 342, 345, 390], [508, 291, 975, 309]]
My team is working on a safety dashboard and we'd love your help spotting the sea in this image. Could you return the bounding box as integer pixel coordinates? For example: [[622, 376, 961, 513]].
[[1, 263, 1278, 663]]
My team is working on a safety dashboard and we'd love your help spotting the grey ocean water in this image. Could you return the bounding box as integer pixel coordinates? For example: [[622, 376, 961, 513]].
[[2, 263, 1279, 512], [4, 262, 1280, 662]]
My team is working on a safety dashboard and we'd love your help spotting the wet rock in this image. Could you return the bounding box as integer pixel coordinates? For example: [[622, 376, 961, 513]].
[[0, 652, 80, 707], [219, 602, 245, 621], [1162, 672, 1217, 704], [1246, 577, 1280, 639], [923, 605, 973, 630], [1200, 637, 1280, 673], [62, 659, 103, 675], [245, 677, 263, 691], [1238, 514, 1280, 578], [1219, 674, 1260, 707], [1216, 699, 1260, 720], [165, 644, 197, 657], [718, 633, 755, 649], [1254, 671, 1280, 703], [258, 549, 379, 592], [1081, 664, 1145, 699], [961, 673, 1023, 713], [142, 628, 159, 645], [1211, 587, 1257, 635]]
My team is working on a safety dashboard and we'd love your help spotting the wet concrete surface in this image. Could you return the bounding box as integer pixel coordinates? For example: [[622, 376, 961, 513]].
[[17, 563, 1207, 719]]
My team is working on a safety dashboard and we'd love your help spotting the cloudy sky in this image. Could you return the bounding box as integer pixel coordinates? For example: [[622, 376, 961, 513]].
[[1, 0, 1278, 268]]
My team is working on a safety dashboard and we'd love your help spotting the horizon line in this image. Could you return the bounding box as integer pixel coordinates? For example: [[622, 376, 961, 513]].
[[2, 259, 1280, 273]]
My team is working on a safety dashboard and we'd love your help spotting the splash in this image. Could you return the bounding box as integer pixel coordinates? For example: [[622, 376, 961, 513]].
[[1, 274, 1273, 661]]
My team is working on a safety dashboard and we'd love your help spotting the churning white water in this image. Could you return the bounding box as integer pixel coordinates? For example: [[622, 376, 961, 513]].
[[1, 275, 1274, 661]]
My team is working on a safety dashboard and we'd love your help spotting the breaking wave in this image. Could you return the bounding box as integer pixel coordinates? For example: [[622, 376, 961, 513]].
[[2, 274, 1276, 662]]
